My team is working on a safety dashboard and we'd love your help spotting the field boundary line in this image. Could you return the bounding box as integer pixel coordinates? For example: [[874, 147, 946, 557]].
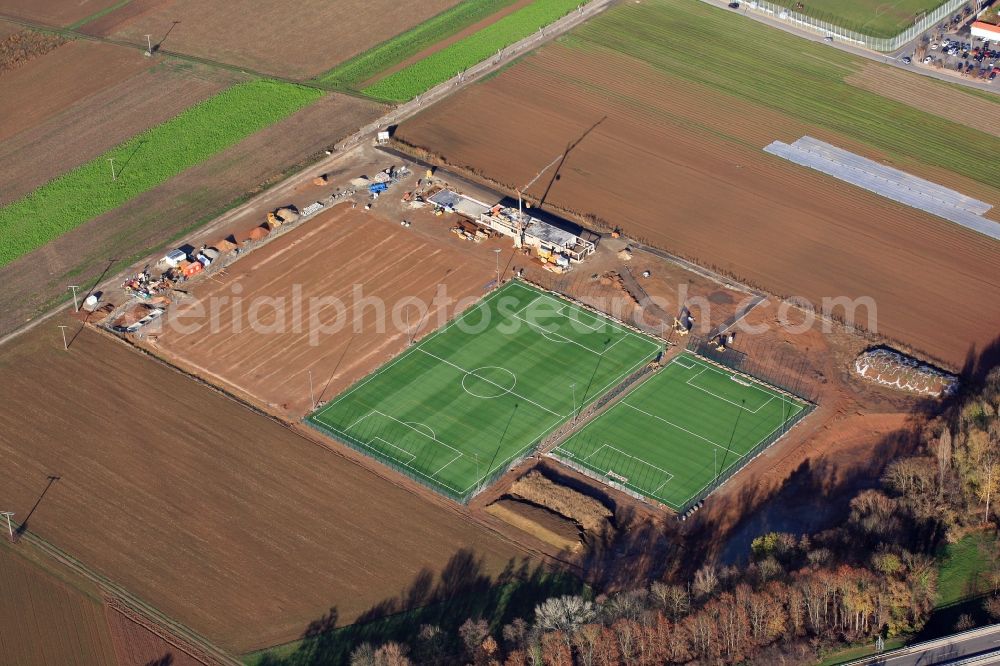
[[618, 400, 737, 456]]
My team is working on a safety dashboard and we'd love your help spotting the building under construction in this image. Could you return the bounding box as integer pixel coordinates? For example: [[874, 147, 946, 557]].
[[429, 189, 596, 265]]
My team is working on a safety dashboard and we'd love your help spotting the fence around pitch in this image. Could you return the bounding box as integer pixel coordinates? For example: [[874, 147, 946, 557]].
[[745, 0, 967, 51], [676, 399, 814, 515]]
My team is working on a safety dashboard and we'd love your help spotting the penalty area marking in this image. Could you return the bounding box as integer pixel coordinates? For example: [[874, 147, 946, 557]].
[[344, 409, 463, 480], [578, 442, 675, 498]]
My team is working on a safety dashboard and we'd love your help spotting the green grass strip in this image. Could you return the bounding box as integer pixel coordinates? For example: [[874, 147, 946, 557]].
[[315, 0, 518, 89], [0, 79, 323, 268], [364, 0, 582, 102]]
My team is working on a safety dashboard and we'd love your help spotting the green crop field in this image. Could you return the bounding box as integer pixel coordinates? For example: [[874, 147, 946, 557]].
[[363, 0, 582, 102], [316, 0, 519, 89], [770, 0, 948, 37], [0, 79, 322, 268], [308, 281, 662, 501], [552, 353, 808, 510]]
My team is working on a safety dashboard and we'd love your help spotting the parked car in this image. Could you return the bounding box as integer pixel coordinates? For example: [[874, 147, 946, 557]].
[[923, 55, 934, 63], [727, 2, 740, 7], [902, 56, 912, 64]]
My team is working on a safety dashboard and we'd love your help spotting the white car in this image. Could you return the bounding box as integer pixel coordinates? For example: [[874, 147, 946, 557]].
[[923, 55, 934, 64], [930, 42, 938, 49]]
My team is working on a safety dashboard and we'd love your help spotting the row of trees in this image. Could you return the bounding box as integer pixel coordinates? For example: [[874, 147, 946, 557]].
[[349, 368, 999, 665]]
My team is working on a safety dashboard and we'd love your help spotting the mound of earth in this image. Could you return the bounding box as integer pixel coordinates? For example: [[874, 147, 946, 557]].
[[854, 347, 957, 397], [0, 30, 65, 74], [509, 470, 613, 533], [486, 498, 582, 552]]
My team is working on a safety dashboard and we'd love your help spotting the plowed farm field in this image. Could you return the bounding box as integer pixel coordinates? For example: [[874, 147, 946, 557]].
[[397, 0, 1000, 368], [82, 0, 463, 79], [0, 547, 117, 666], [0, 0, 123, 26], [148, 205, 509, 418], [0, 325, 530, 652]]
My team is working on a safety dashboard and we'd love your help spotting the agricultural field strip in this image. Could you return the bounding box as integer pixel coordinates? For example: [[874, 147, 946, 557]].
[[363, 0, 584, 101], [315, 0, 519, 88], [0, 79, 322, 267], [311, 281, 661, 495], [552, 354, 804, 507]]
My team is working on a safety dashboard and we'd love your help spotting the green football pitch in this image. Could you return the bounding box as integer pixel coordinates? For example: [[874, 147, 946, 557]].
[[552, 353, 807, 510], [308, 280, 662, 501]]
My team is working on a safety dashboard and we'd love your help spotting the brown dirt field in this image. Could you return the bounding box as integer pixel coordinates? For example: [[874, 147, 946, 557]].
[[0, 324, 532, 652], [396, 43, 1000, 369], [0, 19, 18, 40], [0, 92, 380, 338], [846, 63, 1000, 139], [361, 0, 536, 86], [84, 0, 463, 79], [106, 608, 208, 666], [146, 205, 507, 418], [0, 39, 153, 144], [0, 56, 241, 203], [0, 546, 117, 665], [0, 0, 123, 26]]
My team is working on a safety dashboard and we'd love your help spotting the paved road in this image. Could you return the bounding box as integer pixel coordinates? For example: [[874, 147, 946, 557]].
[[850, 623, 1000, 665]]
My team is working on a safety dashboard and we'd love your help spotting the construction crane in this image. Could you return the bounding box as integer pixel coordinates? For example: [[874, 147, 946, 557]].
[[516, 152, 564, 246]]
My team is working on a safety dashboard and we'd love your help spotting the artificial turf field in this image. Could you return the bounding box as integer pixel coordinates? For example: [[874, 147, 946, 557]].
[[308, 280, 662, 501], [552, 353, 807, 510]]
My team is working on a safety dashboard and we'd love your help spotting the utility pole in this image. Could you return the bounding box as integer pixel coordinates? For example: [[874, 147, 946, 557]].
[[571, 382, 577, 421], [0, 512, 13, 542], [144, 34, 153, 56], [308, 369, 316, 410], [108, 158, 117, 182], [68, 285, 80, 311], [58, 325, 70, 350], [494, 248, 502, 286]]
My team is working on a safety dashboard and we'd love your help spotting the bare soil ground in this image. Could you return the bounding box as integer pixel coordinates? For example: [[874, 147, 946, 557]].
[[0, 545, 117, 666], [0, 324, 532, 652], [0, 92, 380, 337], [0, 0, 123, 26], [146, 205, 507, 418], [0, 55, 242, 203], [83, 0, 463, 79], [106, 607, 209, 666], [0, 39, 153, 144], [396, 43, 1000, 369], [846, 63, 1000, 139]]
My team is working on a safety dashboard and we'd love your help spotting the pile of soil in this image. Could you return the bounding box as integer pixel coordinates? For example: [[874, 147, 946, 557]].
[[854, 347, 957, 397], [0, 30, 65, 74], [509, 470, 613, 533], [486, 498, 582, 552]]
